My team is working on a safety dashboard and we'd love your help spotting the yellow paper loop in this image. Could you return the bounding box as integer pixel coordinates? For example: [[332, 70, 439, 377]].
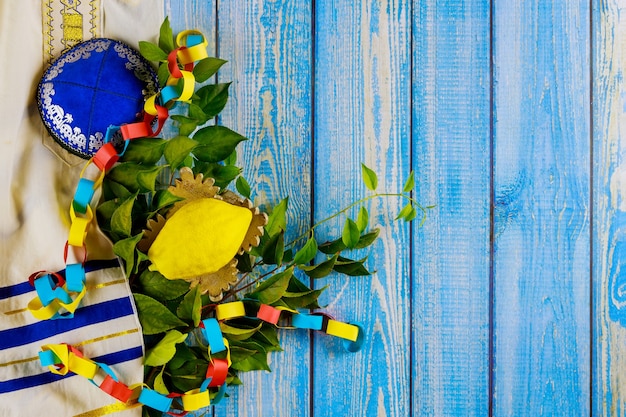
[[215, 301, 245, 321], [181, 388, 211, 411], [27, 298, 62, 320], [177, 42, 208, 64], [68, 352, 99, 379], [325, 320, 360, 342], [68, 205, 93, 247], [143, 94, 159, 116], [177, 70, 195, 102]]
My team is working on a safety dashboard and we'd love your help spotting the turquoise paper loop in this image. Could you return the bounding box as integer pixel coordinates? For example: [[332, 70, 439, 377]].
[[104, 125, 129, 156], [213, 383, 227, 404], [342, 322, 365, 353], [138, 388, 173, 412], [186, 34, 203, 47], [65, 263, 86, 292], [38, 350, 59, 367], [199, 377, 212, 392], [34, 274, 71, 306], [160, 85, 181, 105], [73, 178, 95, 214], [292, 313, 323, 330], [201, 318, 226, 354]]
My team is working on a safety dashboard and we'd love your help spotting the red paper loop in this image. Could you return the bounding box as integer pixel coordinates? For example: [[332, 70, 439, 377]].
[[257, 304, 281, 325], [168, 48, 183, 79], [63, 241, 88, 265], [100, 375, 133, 403], [205, 358, 229, 387], [120, 121, 151, 140], [93, 143, 119, 171]]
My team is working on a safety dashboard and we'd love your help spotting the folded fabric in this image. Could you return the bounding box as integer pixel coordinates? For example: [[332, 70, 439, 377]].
[[0, 1, 163, 415]]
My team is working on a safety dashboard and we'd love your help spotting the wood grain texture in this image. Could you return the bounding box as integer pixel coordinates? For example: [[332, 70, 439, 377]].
[[412, 1, 491, 416], [313, 1, 413, 416], [493, 2, 590, 415], [593, 1, 626, 415], [215, 1, 313, 417]]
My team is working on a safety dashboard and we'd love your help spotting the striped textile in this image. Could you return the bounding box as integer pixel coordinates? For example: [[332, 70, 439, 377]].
[[0, 1, 163, 415]]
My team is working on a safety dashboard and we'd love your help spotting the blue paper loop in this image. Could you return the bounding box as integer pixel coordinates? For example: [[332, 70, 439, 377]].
[[73, 178, 95, 214], [138, 388, 173, 412], [34, 274, 71, 306], [342, 322, 365, 352], [65, 263, 86, 292], [292, 313, 324, 330], [201, 318, 226, 354]]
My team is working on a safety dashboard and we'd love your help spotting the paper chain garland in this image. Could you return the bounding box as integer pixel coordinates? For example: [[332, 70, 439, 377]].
[[39, 301, 363, 413], [29, 28, 365, 412], [27, 30, 207, 320]]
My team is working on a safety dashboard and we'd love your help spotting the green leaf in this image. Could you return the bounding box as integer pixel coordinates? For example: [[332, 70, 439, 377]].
[[110, 193, 137, 238], [219, 321, 263, 341], [299, 254, 338, 278], [193, 162, 241, 190], [231, 351, 271, 372], [121, 138, 166, 164], [235, 176, 251, 199], [139, 270, 190, 301], [164, 136, 198, 169], [293, 237, 318, 265], [158, 16, 174, 53], [248, 267, 294, 304], [137, 166, 166, 193], [176, 286, 202, 327], [224, 150, 237, 166], [356, 206, 369, 232], [261, 232, 284, 266], [255, 324, 282, 352], [157, 62, 169, 88], [113, 234, 143, 276], [355, 228, 380, 249], [168, 343, 197, 371], [235, 252, 253, 273], [193, 125, 248, 163], [139, 41, 167, 61], [153, 366, 169, 395], [361, 163, 378, 191], [188, 103, 208, 124], [342, 218, 360, 249], [169, 359, 209, 392], [333, 256, 372, 276], [265, 197, 288, 237], [171, 115, 199, 137], [151, 190, 183, 213], [95, 199, 119, 233], [395, 202, 415, 221], [193, 57, 227, 83], [228, 345, 257, 368], [318, 237, 346, 255], [281, 284, 325, 310], [196, 82, 231, 118], [107, 163, 166, 193], [133, 293, 187, 335], [102, 178, 132, 200], [144, 330, 188, 367], [403, 170, 415, 192]]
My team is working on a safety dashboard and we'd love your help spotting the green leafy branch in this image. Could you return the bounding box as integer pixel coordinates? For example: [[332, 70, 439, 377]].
[[95, 18, 431, 413]]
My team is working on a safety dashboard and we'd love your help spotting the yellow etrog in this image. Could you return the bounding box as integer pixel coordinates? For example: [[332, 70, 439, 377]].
[[148, 198, 253, 279]]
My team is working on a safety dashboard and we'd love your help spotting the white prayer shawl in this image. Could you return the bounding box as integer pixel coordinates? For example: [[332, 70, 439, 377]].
[[0, 1, 163, 415]]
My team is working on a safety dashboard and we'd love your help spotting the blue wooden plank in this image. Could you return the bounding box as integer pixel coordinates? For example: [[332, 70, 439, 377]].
[[592, 1, 626, 415], [493, 1, 591, 415], [214, 1, 313, 416], [412, 1, 491, 416], [313, 1, 413, 416]]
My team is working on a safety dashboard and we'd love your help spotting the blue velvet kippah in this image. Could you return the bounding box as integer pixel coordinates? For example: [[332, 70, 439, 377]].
[[37, 38, 158, 159]]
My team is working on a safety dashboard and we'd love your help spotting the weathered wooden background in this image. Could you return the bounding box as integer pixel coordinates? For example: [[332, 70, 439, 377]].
[[167, 0, 626, 416]]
